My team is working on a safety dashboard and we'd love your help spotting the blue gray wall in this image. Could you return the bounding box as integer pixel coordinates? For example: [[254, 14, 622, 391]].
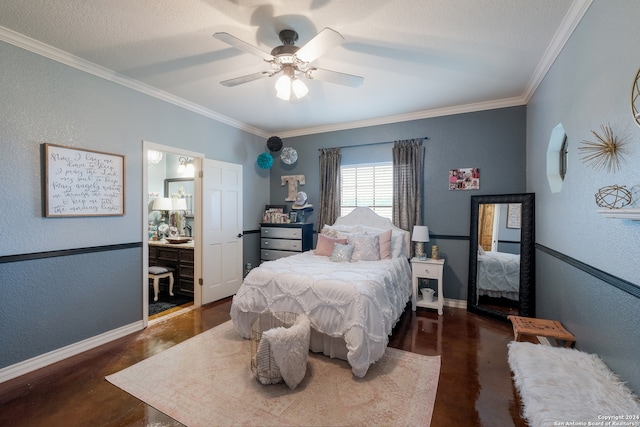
[[0, 40, 270, 369], [269, 106, 527, 302], [526, 1, 639, 393]]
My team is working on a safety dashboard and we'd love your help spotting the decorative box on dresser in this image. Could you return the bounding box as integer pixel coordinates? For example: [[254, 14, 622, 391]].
[[260, 223, 313, 263], [148, 241, 194, 295]]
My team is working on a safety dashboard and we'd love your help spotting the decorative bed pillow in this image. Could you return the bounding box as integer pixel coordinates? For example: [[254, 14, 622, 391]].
[[376, 229, 392, 259], [389, 231, 406, 258], [360, 229, 392, 259], [315, 234, 347, 256], [321, 224, 359, 238], [348, 233, 381, 262], [330, 243, 355, 262], [357, 225, 404, 258]]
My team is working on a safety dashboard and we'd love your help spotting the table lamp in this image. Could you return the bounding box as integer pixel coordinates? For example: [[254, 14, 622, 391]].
[[172, 198, 188, 235], [152, 197, 173, 241], [412, 225, 429, 260]]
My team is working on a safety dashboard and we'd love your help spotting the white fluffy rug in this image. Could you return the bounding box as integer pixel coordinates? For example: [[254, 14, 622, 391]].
[[508, 341, 640, 427], [106, 321, 440, 427]]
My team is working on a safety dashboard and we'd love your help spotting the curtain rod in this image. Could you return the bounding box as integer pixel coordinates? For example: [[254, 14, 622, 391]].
[[318, 136, 428, 151]]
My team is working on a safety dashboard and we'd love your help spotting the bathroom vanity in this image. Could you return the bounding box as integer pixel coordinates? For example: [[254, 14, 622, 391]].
[[148, 240, 194, 295]]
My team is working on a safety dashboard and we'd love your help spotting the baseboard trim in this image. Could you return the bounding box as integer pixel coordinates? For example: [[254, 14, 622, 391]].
[[0, 321, 144, 384], [444, 298, 467, 310]]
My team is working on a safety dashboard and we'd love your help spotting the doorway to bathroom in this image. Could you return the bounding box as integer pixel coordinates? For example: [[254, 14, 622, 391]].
[[143, 141, 202, 323]]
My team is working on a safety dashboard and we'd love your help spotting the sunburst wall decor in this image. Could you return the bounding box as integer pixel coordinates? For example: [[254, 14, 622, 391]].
[[578, 123, 628, 172]]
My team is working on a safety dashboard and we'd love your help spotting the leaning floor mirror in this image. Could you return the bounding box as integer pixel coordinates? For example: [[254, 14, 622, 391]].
[[467, 193, 535, 321]]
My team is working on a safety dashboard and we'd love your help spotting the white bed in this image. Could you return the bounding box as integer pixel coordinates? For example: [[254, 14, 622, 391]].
[[477, 250, 520, 301], [230, 207, 412, 377]]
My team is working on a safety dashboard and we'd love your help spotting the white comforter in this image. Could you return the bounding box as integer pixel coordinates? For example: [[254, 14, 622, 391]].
[[477, 251, 520, 300], [230, 251, 412, 377]]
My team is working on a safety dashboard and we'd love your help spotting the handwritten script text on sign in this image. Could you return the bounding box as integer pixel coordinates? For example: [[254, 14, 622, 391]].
[[46, 145, 124, 216]]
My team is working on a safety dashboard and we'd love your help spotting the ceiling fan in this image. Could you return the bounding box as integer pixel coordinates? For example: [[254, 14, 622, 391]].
[[213, 28, 364, 101]]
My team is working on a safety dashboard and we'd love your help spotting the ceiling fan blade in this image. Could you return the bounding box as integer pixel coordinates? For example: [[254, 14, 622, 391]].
[[213, 32, 274, 62], [220, 71, 275, 87], [295, 27, 344, 63], [307, 68, 364, 88]]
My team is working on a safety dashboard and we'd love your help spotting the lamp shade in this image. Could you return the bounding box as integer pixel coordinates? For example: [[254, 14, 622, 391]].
[[172, 198, 187, 211], [152, 197, 173, 211], [412, 225, 430, 242]]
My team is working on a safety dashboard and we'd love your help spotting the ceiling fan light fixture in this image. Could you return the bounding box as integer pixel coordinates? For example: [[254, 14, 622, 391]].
[[276, 74, 291, 100], [292, 78, 309, 99]]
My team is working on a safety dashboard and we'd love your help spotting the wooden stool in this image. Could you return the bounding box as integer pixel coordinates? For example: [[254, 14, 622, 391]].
[[507, 315, 576, 348], [148, 266, 175, 302]]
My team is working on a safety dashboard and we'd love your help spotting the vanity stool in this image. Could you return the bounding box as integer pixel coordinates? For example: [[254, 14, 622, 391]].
[[148, 266, 175, 302]]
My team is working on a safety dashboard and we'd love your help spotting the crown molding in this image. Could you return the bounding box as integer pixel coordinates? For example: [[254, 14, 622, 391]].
[[275, 96, 528, 138], [521, 0, 593, 102], [1, 0, 591, 140], [0, 25, 269, 138]]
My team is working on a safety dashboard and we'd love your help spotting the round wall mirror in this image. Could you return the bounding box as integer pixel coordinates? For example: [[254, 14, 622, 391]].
[[546, 123, 568, 193]]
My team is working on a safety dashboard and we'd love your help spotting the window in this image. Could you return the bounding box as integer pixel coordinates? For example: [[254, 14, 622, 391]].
[[340, 162, 393, 219]]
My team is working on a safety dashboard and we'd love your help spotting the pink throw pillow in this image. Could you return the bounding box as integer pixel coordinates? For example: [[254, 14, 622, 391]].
[[378, 229, 392, 259], [315, 234, 347, 256]]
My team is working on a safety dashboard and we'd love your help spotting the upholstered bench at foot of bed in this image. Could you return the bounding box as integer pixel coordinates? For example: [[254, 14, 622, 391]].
[[508, 341, 640, 427]]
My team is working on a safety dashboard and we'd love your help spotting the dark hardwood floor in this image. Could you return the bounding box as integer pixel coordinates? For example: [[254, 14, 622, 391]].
[[0, 299, 528, 426]]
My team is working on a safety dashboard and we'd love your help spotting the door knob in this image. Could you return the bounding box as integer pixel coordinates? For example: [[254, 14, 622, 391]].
[[237, 233, 243, 238]]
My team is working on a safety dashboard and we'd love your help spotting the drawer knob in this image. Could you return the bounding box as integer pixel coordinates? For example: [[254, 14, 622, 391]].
[[264, 241, 269, 245]]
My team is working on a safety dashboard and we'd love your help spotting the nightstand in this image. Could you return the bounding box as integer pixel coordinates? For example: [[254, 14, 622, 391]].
[[411, 257, 445, 315]]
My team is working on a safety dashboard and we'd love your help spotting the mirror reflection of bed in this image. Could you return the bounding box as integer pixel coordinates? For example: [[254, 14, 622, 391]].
[[476, 202, 521, 316]]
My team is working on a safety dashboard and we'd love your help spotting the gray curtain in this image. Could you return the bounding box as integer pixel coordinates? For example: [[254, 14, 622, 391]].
[[318, 148, 341, 229], [393, 139, 425, 257]]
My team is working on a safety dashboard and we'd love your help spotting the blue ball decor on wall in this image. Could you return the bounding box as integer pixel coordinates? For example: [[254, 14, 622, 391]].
[[257, 152, 274, 169]]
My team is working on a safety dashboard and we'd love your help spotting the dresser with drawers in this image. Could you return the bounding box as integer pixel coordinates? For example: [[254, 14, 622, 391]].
[[260, 223, 313, 263]]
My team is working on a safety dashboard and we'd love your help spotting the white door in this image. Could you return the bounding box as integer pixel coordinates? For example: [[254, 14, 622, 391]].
[[200, 159, 243, 304]]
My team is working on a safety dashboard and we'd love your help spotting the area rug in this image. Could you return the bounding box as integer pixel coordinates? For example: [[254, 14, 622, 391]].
[[106, 321, 440, 426], [148, 292, 192, 317]]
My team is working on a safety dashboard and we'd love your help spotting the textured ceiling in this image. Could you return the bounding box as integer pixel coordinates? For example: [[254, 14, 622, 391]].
[[0, 0, 590, 137]]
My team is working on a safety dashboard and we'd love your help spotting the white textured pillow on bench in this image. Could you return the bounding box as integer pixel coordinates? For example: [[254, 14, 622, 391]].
[[508, 341, 640, 427], [259, 315, 311, 390]]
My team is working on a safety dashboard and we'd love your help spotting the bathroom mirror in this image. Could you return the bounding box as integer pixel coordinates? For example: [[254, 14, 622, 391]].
[[467, 193, 535, 321], [164, 178, 194, 214]]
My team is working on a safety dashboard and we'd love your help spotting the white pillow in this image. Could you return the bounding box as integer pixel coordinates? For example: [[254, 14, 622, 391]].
[[347, 234, 381, 261], [321, 224, 360, 238], [356, 225, 406, 258], [389, 231, 406, 258]]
